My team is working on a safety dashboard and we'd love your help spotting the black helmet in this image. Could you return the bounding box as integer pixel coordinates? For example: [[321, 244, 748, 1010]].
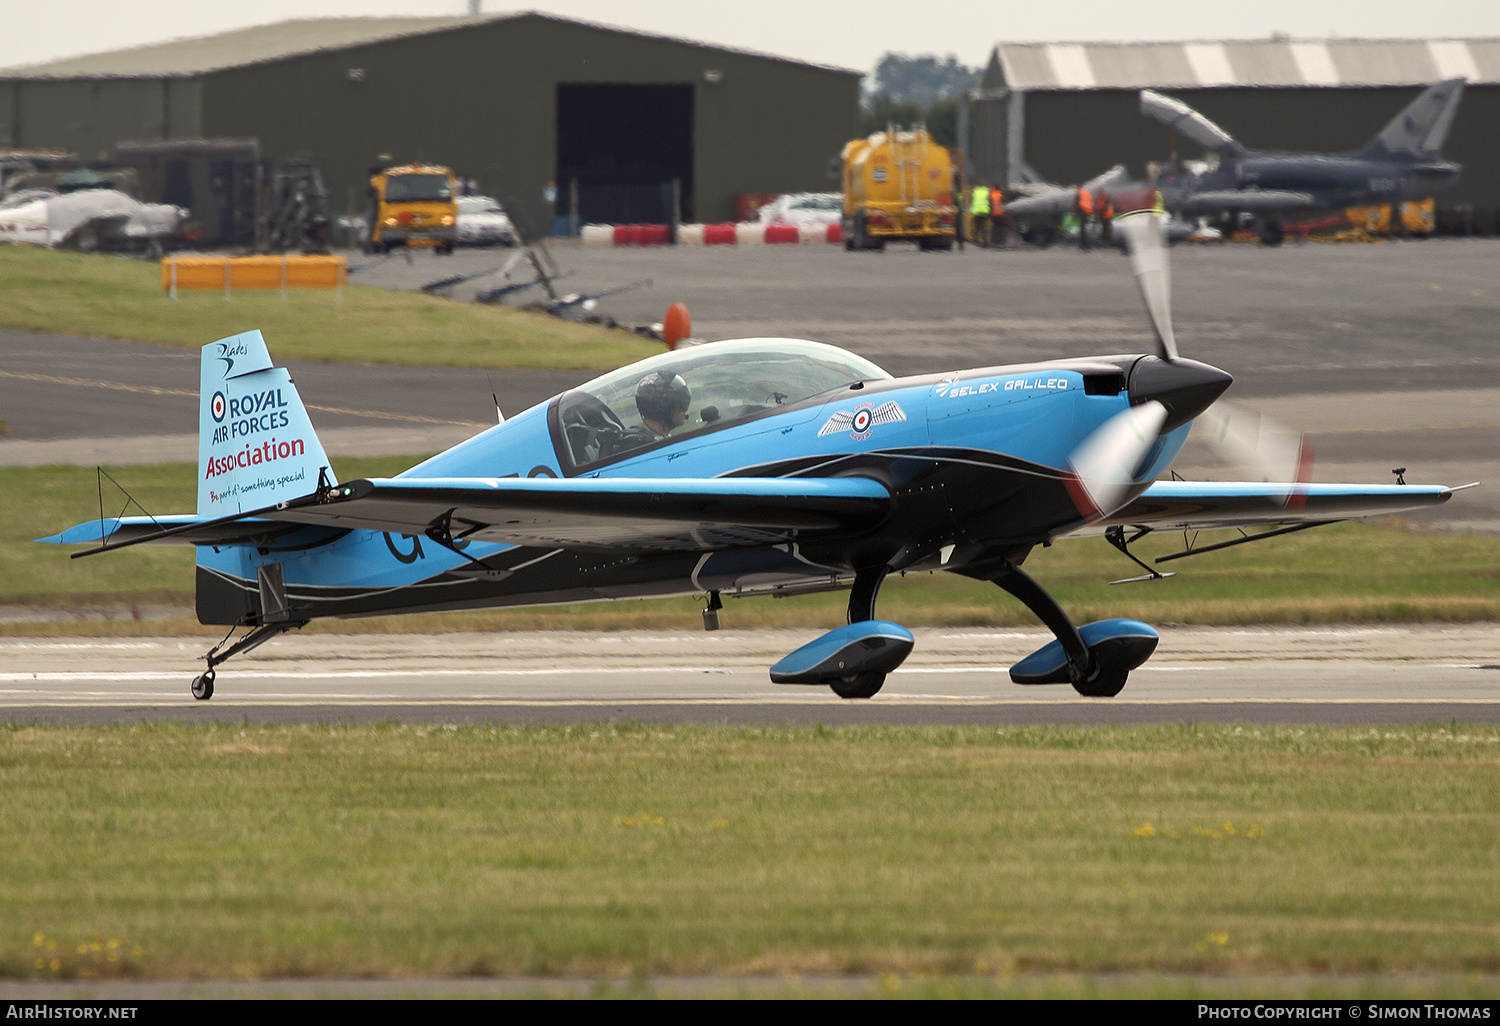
[[635, 372, 691, 423]]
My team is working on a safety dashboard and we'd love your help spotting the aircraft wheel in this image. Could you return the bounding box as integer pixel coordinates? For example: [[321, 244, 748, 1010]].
[[830, 671, 885, 699], [1071, 667, 1126, 698], [191, 671, 215, 701]]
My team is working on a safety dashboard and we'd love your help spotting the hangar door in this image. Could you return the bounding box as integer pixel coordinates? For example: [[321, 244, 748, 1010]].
[[556, 83, 693, 225]]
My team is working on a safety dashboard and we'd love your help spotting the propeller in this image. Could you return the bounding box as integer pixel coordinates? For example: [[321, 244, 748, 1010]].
[[1113, 208, 1314, 508], [1066, 399, 1168, 520]]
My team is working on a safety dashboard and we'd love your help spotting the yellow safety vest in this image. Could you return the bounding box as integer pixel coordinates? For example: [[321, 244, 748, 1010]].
[[970, 187, 991, 216]]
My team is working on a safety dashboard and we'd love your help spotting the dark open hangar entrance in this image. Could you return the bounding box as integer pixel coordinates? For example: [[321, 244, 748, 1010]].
[[555, 83, 694, 225]]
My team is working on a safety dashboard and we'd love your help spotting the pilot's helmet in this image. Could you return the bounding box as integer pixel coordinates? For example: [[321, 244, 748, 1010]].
[[635, 372, 691, 423]]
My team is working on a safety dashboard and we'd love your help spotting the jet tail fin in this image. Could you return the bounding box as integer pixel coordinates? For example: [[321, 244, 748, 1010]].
[[1359, 78, 1466, 160], [197, 329, 335, 517]]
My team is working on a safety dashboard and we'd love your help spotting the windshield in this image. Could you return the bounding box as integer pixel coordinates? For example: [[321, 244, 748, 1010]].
[[457, 196, 502, 214], [384, 174, 452, 203], [554, 339, 890, 470]]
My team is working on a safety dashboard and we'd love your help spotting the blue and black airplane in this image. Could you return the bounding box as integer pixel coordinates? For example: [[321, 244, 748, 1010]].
[[41, 213, 1460, 700]]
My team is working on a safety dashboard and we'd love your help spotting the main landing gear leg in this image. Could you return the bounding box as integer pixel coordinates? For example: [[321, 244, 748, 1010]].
[[829, 565, 892, 699], [988, 563, 1111, 694], [989, 563, 1159, 698], [191, 620, 308, 700]]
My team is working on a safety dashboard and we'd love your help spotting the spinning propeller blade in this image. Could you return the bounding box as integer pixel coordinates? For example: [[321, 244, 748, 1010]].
[[1117, 209, 1313, 501], [1067, 400, 1169, 520], [1116, 211, 1178, 362], [1195, 402, 1316, 508]]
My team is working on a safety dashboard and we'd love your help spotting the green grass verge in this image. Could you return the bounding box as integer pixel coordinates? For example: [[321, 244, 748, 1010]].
[[9, 459, 1500, 634], [4, 723, 1500, 982], [0, 247, 660, 370]]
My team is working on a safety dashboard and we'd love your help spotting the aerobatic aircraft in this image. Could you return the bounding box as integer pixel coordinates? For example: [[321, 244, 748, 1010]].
[[41, 213, 1460, 700]]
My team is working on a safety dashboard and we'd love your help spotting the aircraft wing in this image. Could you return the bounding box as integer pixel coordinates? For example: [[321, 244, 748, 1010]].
[[1140, 90, 1239, 152], [43, 476, 894, 554], [1176, 190, 1317, 215], [1092, 480, 1458, 533]]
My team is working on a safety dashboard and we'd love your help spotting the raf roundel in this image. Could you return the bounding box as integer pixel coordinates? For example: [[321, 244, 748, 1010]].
[[851, 408, 873, 434], [210, 391, 227, 423]]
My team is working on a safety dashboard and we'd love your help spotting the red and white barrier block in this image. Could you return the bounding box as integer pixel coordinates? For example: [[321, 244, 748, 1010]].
[[581, 223, 843, 246]]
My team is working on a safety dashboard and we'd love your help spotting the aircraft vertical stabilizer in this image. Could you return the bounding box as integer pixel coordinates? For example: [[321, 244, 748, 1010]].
[[1360, 78, 1466, 160], [196, 330, 334, 517]]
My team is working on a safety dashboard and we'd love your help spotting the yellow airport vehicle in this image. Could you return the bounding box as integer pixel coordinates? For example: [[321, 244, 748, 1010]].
[[841, 126, 956, 251], [369, 163, 457, 254]]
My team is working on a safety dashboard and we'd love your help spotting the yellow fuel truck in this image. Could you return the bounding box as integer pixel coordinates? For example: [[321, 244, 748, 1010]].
[[842, 126, 956, 251], [368, 163, 457, 254]]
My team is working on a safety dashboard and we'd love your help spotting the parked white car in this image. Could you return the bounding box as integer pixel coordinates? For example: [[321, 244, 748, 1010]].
[[755, 192, 842, 228], [455, 195, 516, 246]]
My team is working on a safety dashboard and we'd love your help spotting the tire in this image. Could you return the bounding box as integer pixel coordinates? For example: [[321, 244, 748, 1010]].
[[1071, 667, 1127, 698], [191, 671, 215, 701], [830, 671, 885, 699]]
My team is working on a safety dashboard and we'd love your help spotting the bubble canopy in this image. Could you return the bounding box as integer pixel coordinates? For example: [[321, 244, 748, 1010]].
[[551, 338, 891, 471]]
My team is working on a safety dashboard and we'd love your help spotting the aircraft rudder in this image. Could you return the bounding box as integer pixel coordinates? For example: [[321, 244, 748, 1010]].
[[197, 329, 335, 518]]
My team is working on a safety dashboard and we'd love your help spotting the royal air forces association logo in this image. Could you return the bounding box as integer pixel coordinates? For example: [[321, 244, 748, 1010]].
[[818, 400, 906, 441]]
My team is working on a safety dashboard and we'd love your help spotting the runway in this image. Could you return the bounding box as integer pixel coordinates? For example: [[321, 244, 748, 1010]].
[[4, 625, 1497, 726]]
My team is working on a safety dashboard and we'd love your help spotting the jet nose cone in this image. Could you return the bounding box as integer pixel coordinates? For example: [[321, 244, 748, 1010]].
[[1127, 356, 1233, 432]]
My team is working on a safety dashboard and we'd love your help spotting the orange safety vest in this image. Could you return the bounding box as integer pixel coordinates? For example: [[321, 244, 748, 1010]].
[[1076, 187, 1094, 215], [990, 187, 1003, 214]]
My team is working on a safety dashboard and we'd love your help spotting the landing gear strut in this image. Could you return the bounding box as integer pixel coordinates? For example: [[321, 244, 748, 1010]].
[[191, 620, 307, 700], [831, 564, 892, 699], [988, 562, 1156, 697]]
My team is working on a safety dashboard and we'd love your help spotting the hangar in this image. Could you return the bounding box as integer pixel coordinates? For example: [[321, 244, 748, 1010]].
[[0, 12, 860, 231], [967, 37, 1500, 229]]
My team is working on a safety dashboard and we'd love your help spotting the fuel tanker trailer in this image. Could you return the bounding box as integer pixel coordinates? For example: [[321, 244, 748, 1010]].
[[841, 126, 957, 251]]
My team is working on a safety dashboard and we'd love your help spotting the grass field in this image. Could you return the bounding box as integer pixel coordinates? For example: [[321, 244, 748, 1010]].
[[3, 722, 1499, 989], [9, 459, 1500, 635], [0, 247, 659, 370]]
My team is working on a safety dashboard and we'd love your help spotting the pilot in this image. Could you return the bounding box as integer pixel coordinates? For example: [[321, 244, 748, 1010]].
[[617, 372, 691, 450]]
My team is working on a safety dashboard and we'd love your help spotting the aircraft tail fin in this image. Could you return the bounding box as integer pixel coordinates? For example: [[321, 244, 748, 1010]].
[[196, 329, 335, 518], [1360, 78, 1466, 160]]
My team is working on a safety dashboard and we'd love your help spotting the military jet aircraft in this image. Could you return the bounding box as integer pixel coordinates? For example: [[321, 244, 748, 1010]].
[[40, 212, 1460, 701], [1141, 79, 1465, 244]]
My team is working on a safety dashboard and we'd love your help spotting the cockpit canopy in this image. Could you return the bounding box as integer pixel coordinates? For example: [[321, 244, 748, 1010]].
[[553, 339, 891, 471]]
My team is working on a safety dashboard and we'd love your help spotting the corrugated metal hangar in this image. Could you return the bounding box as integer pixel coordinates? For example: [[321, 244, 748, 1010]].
[[0, 12, 860, 230], [969, 37, 1500, 223]]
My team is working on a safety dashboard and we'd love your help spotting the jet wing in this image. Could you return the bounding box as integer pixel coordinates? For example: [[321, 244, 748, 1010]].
[[1093, 480, 1458, 533], [1140, 90, 1239, 153], [42, 476, 894, 554], [1176, 190, 1317, 215]]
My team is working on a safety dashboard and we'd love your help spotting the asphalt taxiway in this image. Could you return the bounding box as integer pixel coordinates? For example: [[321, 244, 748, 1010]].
[[3, 625, 1497, 726]]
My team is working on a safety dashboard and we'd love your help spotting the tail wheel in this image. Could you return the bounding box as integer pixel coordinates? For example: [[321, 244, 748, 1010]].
[[191, 670, 215, 701], [830, 672, 885, 699]]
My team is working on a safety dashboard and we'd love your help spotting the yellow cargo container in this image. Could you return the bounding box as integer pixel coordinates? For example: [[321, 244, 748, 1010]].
[[842, 127, 956, 251]]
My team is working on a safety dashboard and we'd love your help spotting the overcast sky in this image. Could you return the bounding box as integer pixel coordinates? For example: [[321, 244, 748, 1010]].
[[3, 0, 1498, 74]]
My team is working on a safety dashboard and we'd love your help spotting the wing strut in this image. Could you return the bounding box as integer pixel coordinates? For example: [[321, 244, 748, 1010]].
[[1152, 520, 1341, 564]]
